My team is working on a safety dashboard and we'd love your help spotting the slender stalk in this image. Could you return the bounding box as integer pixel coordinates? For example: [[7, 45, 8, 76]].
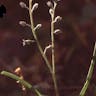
[[29, 0, 52, 74], [79, 42, 96, 96], [51, 2, 59, 96]]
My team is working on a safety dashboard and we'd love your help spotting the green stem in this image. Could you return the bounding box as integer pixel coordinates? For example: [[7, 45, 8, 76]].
[[29, 0, 52, 74], [1, 71, 32, 88], [1, 71, 42, 96], [79, 42, 96, 96]]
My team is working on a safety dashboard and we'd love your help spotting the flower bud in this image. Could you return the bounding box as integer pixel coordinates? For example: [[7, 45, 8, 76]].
[[34, 24, 42, 31], [31, 3, 38, 13], [19, 21, 27, 27], [54, 29, 61, 34], [19, 2, 27, 8], [47, 1, 53, 8], [49, 8, 54, 15], [54, 16, 62, 23]]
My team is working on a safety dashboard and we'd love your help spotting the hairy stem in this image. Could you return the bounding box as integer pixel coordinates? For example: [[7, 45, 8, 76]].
[[79, 42, 96, 96]]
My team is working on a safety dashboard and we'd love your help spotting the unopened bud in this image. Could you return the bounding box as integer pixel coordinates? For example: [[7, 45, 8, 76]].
[[34, 24, 42, 31], [31, 3, 38, 13], [19, 21, 27, 27], [47, 1, 53, 8], [54, 16, 62, 23], [49, 8, 54, 15], [54, 29, 61, 34]]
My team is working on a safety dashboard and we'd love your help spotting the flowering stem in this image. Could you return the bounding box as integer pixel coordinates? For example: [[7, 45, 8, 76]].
[[79, 42, 96, 96], [29, 0, 59, 96], [29, 0, 52, 74]]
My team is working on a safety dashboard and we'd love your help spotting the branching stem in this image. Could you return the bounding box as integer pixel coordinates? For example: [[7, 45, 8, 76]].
[[29, 0, 52, 74]]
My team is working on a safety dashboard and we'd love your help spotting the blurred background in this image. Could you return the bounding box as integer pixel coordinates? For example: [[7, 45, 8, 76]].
[[0, 0, 96, 96]]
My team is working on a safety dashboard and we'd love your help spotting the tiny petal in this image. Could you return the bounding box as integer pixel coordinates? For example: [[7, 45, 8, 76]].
[[31, 3, 38, 13], [19, 21, 30, 27], [47, 1, 53, 8]]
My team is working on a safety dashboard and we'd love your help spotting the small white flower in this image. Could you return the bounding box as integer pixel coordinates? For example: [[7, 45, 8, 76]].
[[49, 8, 54, 15], [19, 2, 29, 10], [19, 21, 30, 27], [19, 21, 27, 27]]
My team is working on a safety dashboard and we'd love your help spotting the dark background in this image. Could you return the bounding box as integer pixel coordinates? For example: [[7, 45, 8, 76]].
[[0, 0, 96, 96]]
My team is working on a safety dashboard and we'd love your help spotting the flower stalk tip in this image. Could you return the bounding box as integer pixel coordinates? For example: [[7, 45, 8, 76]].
[[31, 3, 39, 13], [34, 24, 42, 31], [19, 2, 29, 10]]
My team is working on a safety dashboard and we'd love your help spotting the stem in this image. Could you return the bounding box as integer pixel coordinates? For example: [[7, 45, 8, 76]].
[[51, 2, 59, 96], [52, 72, 59, 96], [29, 0, 59, 96], [1, 71, 42, 96], [79, 42, 96, 96], [29, 0, 52, 74], [1, 71, 32, 89]]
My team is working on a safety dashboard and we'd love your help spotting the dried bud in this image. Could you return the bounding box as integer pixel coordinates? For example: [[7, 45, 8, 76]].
[[54, 29, 61, 34], [19, 2, 28, 10], [54, 16, 62, 23], [34, 24, 42, 31], [22, 39, 35, 46], [49, 8, 54, 15], [31, 3, 38, 13], [47, 1, 53, 8]]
